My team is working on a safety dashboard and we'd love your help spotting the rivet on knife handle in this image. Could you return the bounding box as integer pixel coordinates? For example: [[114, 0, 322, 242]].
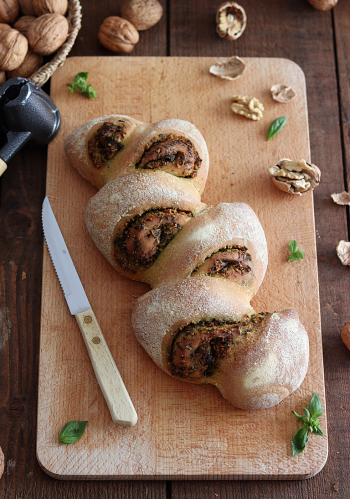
[[75, 308, 137, 427]]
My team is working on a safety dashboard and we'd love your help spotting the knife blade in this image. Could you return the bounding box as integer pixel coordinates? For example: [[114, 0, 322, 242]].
[[42, 196, 137, 427]]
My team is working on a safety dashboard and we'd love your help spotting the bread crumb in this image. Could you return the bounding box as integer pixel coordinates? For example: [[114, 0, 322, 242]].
[[334, 482, 339, 491], [22, 272, 26, 280]]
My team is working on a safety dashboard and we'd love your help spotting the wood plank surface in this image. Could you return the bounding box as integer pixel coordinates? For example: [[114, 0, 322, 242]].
[[1, 0, 349, 497], [37, 55, 326, 480]]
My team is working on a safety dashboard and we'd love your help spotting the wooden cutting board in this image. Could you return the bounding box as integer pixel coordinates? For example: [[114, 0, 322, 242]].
[[37, 56, 328, 480]]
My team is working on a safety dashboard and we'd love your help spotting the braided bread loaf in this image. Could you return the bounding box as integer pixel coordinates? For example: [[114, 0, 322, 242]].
[[65, 115, 309, 411]]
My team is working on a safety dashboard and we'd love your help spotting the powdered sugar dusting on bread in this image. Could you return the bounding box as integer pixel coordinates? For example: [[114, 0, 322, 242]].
[[132, 277, 254, 369]]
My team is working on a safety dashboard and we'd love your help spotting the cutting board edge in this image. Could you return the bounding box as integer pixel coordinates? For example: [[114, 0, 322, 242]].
[[38, 55, 326, 481]]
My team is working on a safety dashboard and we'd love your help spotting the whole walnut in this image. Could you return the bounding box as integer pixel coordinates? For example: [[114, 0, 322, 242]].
[[121, 0, 163, 30], [0, 26, 28, 71], [33, 0, 68, 16], [0, 23, 12, 32], [7, 47, 42, 78], [18, 0, 36, 16], [13, 15, 36, 36], [98, 16, 139, 54], [27, 13, 68, 55], [0, 0, 20, 25]]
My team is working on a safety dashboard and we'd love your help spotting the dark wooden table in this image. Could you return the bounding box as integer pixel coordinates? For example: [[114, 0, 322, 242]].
[[1, 0, 350, 497]]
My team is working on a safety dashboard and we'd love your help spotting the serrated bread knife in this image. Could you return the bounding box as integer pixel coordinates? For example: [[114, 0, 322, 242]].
[[42, 196, 137, 427]]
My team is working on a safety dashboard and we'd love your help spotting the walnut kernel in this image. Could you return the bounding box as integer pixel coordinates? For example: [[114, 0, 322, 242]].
[[216, 2, 246, 41], [231, 95, 264, 121], [27, 13, 69, 55], [98, 16, 139, 54], [268, 159, 321, 195], [121, 0, 163, 31]]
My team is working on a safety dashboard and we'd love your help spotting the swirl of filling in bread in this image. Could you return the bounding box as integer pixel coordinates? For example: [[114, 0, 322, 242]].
[[169, 313, 268, 380], [192, 246, 252, 278], [114, 208, 192, 273], [88, 121, 127, 168], [136, 134, 202, 178]]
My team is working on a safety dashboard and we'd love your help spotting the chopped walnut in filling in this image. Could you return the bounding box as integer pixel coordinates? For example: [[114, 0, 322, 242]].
[[88, 121, 127, 169], [136, 134, 202, 178], [192, 246, 252, 278], [169, 313, 269, 380], [114, 208, 192, 273]]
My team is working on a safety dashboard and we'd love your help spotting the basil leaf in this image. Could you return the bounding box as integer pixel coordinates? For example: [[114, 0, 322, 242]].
[[289, 240, 298, 253], [294, 251, 304, 260], [309, 393, 323, 418], [303, 408, 310, 418], [287, 254, 299, 262], [267, 116, 287, 141], [310, 425, 323, 436], [292, 426, 309, 456], [59, 420, 88, 444], [76, 71, 89, 80]]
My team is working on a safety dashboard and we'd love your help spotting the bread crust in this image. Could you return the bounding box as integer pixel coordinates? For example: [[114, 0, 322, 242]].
[[85, 171, 207, 281], [64, 115, 141, 189], [146, 202, 268, 296], [132, 277, 255, 370], [132, 281, 309, 410], [64, 115, 210, 194]]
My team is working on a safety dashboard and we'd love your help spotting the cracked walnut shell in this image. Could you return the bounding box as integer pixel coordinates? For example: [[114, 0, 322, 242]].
[[268, 159, 321, 195], [271, 84, 296, 103], [216, 2, 247, 41], [209, 56, 246, 80], [98, 16, 139, 54], [231, 95, 264, 121], [336, 241, 350, 266]]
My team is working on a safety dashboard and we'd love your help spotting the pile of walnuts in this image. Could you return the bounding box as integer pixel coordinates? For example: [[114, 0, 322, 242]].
[[98, 0, 163, 54], [0, 0, 70, 84]]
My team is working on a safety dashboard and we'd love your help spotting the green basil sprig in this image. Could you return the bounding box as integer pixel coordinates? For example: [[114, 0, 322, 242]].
[[291, 394, 324, 456], [267, 116, 287, 140], [287, 240, 305, 262], [67, 72, 97, 99], [59, 420, 88, 444]]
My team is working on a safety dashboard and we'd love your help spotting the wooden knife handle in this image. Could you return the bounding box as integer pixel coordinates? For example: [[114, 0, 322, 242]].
[[75, 308, 137, 427]]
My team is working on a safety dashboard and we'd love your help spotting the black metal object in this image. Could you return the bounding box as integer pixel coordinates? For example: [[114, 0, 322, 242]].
[[0, 77, 61, 171]]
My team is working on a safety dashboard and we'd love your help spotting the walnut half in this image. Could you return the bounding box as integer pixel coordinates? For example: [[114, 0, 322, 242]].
[[268, 158, 321, 195], [231, 95, 264, 121], [216, 2, 247, 41]]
